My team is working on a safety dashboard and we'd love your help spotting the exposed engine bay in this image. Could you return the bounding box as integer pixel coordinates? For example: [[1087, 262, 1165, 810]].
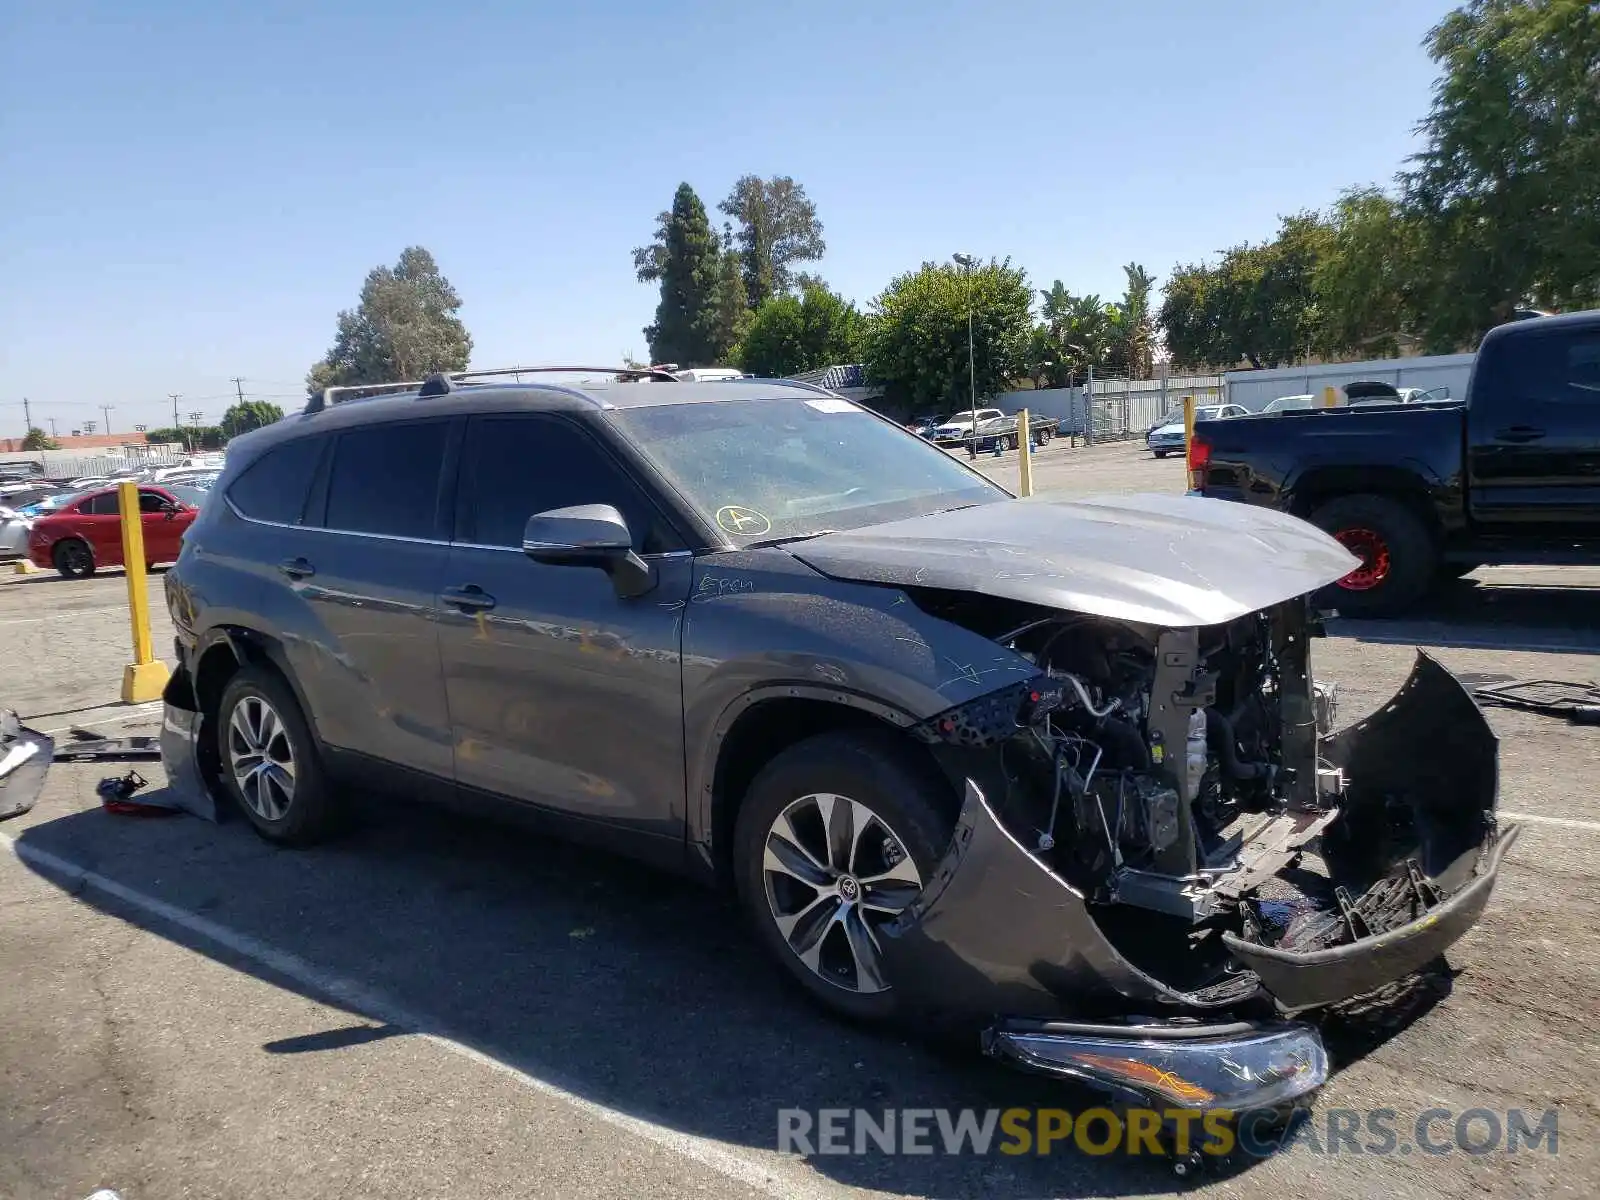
[[891, 592, 1512, 1020]]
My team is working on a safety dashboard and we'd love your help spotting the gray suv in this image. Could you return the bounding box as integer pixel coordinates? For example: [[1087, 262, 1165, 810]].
[[164, 369, 1512, 1118]]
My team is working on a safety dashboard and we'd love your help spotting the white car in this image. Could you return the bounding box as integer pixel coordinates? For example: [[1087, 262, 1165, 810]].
[[0, 506, 30, 560], [1145, 403, 1246, 456], [930, 408, 1005, 445], [1263, 394, 1317, 414]]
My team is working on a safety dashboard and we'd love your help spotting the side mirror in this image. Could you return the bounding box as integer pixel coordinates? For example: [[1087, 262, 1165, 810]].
[[522, 504, 656, 598]]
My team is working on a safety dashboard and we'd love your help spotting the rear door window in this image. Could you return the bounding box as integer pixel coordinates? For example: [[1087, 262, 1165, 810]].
[[323, 420, 449, 539], [227, 437, 327, 525], [456, 414, 682, 554], [80, 492, 119, 515], [137, 490, 170, 514]]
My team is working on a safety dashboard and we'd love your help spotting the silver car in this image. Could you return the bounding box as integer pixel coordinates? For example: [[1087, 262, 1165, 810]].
[[1146, 403, 1246, 456]]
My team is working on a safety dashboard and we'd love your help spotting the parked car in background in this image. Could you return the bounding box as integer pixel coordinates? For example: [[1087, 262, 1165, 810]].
[[1190, 308, 1600, 614], [0, 505, 31, 560], [929, 408, 1006, 445], [1145, 403, 1246, 456], [27, 484, 202, 579], [1263, 394, 1316, 414]]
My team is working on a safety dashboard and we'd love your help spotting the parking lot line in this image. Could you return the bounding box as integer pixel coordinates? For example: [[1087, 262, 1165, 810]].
[[1500, 811, 1600, 833], [30, 701, 164, 736], [0, 829, 834, 1200]]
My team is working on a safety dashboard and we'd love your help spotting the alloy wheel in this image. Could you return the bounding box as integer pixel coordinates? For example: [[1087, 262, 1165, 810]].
[[1333, 527, 1391, 591], [227, 695, 296, 821], [761, 792, 924, 994]]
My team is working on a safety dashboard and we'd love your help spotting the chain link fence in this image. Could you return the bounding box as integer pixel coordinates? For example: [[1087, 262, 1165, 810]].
[[1, 443, 193, 482], [1084, 373, 1227, 442]]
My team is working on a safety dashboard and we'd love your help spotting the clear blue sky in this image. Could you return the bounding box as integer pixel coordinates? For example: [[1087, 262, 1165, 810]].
[[2, 0, 1452, 435]]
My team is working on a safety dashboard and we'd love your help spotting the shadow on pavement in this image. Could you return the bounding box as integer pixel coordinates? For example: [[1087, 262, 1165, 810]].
[[1334, 579, 1600, 655], [12, 787, 1431, 1196]]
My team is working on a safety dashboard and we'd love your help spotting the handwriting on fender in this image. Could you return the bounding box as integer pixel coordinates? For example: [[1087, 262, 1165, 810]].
[[692, 574, 757, 604]]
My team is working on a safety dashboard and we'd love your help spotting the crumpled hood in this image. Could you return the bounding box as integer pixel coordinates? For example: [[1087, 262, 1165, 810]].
[[790, 492, 1361, 626]]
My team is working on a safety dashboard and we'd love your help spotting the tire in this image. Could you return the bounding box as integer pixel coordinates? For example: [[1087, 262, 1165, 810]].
[[1038, 427, 1053, 445], [733, 729, 957, 1022], [1003, 434, 1018, 451], [1152, 450, 1170, 459], [216, 664, 341, 845], [1307, 494, 1437, 617], [52, 538, 95, 579]]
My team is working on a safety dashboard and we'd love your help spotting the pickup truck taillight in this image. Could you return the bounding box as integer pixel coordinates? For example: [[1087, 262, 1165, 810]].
[[1187, 435, 1212, 491]]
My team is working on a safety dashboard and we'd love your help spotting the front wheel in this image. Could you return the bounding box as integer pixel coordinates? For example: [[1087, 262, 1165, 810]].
[[1308, 494, 1437, 617], [1003, 433, 1018, 451], [1152, 450, 1170, 459], [733, 730, 956, 1022]]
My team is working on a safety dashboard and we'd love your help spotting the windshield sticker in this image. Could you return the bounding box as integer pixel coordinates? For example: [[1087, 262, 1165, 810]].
[[804, 397, 858, 414], [715, 505, 771, 535]]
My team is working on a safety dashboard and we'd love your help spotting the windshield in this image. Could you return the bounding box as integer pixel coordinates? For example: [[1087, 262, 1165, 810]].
[[611, 396, 1007, 545], [165, 484, 209, 507]]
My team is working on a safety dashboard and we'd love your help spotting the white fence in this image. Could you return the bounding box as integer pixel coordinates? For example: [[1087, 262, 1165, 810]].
[[996, 374, 1226, 439], [0, 443, 191, 481], [1223, 352, 1476, 412]]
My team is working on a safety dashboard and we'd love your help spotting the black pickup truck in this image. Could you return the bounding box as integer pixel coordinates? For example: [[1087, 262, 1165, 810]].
[[1190, 309, 1600, 615]]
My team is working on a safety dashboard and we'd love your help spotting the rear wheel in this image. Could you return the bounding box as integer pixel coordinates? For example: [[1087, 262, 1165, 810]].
[[733, 730, 956, 1022], [217, 665, 341, 845], [1153, 450, 1170, 459], [1308, 494, 1437, 617], [52, 538, 95, 579], [1003, 433, 1018, 451]]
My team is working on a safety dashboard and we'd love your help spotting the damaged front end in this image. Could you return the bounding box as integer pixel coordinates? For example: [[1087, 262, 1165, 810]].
[[881, 596, 1513, 1113]]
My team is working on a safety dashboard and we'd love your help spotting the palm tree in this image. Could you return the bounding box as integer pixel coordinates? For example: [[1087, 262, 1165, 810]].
[[1117, 263, 1157, 379]]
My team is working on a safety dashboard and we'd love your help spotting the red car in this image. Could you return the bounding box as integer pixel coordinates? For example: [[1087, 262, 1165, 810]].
[[28, 484, 202, 579]]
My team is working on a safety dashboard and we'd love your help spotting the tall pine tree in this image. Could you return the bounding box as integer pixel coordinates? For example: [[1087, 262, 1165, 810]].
[[642, 184, 724, 367]]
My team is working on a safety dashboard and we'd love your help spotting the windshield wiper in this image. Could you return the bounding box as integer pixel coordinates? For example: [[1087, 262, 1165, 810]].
[[745, 531, 840, 549]]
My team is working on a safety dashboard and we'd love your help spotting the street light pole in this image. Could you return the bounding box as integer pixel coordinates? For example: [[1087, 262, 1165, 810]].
[[953, 253, 979, 459]]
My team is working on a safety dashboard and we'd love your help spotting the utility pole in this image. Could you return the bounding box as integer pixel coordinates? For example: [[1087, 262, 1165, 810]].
[[231, 377, 246, 404], [101, 404, 114, 435], [48, 418, 58, 438], [22, 397, 31, 435], [169, 393, 182, 432]]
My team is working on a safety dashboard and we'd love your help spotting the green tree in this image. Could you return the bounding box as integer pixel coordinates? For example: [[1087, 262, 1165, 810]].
[[718, 175, 826, 309], [1158, 213, 1332, 369], [1038, 283, 1117, 382], [710, 223, 752, 363], [20, 427, 59, 451], [640, 184, 726, 367], [1313, 188, 1425, 358], [219, 399, 284, 438], [1402, 0, 1600, 349], [1116, 263, 1157, 378], [862, 257, 1033, 417], [736, 285, 864, 377], [307, 247, 472, 390]]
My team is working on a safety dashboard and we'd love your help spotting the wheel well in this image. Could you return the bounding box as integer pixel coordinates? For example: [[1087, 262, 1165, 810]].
[[1292, 486, 1442, 544], [708, 698, 929, 886], [193, 630, 288, 719]]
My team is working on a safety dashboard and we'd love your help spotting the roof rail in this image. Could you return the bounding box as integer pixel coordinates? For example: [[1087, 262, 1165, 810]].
[[744, 376, 841, 397], [304, 364, 681, 413]]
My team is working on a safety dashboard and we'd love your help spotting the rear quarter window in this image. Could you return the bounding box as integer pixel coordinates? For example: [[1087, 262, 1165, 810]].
[[226, 437, 327, 525]]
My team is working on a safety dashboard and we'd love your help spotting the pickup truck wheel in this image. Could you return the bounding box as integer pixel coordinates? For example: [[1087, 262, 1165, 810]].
[[1309, 494, 1436, 616], [733, 730, 955, 1023]]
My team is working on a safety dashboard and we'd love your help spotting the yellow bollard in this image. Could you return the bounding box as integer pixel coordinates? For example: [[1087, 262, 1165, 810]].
[[1017, 409, 1033, 497], [1183, 395, 1196, 444], [1321, 385, 1339, 408], [117, 481, 171, 704]]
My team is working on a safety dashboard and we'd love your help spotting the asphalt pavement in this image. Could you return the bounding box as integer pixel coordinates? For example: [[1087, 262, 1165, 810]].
[[1, 440, 1596, 1199]]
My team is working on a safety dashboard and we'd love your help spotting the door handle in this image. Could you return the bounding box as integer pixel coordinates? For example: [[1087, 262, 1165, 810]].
[[1494, 425, 1546, 443], [278, 557, 315, 580], [441, 584, 496, 612]]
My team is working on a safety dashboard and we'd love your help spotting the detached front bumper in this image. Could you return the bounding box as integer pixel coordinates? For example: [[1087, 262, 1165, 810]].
[[880, 651, 1511, 1111], [0, 709, 52, 821]]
